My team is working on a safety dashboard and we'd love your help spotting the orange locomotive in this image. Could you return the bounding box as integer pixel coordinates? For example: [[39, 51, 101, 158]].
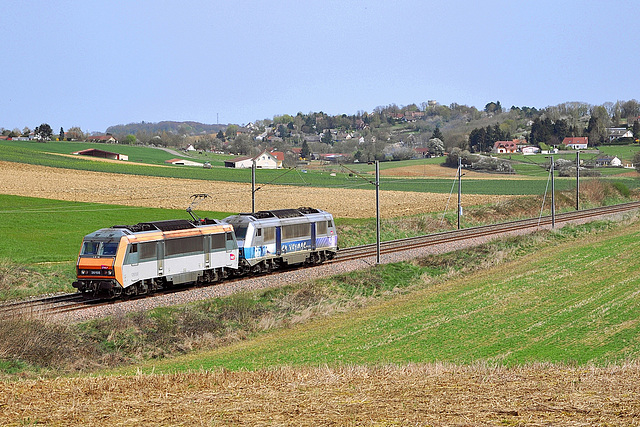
[[73, 218, 238, 298]]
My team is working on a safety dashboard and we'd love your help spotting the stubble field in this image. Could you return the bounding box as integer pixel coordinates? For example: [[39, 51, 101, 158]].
[[0, 161, 513, 218], [2, 364, 638, 425]]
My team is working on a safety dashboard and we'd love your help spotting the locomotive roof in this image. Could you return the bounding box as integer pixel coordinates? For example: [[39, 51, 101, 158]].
[[234, 207, 325, 220], [112, 218, 221, 233]]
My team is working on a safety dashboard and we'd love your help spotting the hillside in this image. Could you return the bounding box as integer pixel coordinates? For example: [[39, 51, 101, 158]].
[[106, 120, 225, 136]]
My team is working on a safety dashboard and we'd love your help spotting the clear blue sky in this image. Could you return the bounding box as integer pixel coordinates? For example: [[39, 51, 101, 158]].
[[2, 0, 637, 133]]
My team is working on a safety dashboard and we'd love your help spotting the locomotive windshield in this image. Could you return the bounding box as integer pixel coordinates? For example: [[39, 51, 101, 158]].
[[233, 226, 248, 240], [81, 240, 119, 256]]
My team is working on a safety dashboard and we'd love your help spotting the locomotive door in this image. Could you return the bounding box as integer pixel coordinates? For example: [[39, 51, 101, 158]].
[[204, 235, 211, 268], [157, 241, 165, 276], [276, 226, 282, 255], [310, 222, 316, 251]]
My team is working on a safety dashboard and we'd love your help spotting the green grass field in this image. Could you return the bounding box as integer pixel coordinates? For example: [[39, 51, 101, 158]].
[[125, 219, 640, 373], [0, 194, 235, 263], [3, 141, 639, 195]]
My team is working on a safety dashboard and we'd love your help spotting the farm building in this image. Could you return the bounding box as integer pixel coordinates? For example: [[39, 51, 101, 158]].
[[72, 148, 128, 161], [562, 137, 588, 149], [595, 156, 622, 167], [165, 158, 204, 167], [521, 146, 540, 155], [224, 151, 279, 169], [87, 135, 118, 143]]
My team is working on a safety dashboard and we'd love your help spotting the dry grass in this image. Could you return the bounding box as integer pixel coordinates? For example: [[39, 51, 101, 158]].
[[1, 363, 639, 425]]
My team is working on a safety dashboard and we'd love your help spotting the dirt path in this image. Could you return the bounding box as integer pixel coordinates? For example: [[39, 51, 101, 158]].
[[0, 161, 512, 218]]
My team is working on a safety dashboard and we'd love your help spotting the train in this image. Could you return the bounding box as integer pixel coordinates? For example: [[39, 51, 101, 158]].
[[73, 207, 338, 298]]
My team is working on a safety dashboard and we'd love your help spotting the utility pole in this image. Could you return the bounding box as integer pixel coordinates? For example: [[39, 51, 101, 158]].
[[375, 160, 381, 265], [550, 155, 556, 228], [457, 156, 462, 230], [576, 151, 580, 211], [251, 160, 256, 213], [339, 162, 382, 264]]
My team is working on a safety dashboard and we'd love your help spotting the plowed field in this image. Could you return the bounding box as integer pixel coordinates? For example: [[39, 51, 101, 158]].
[[0, 161, 513, 218]]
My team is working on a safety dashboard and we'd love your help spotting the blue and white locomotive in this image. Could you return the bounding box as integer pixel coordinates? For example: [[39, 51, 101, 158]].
[[223, 207, 338, 274]]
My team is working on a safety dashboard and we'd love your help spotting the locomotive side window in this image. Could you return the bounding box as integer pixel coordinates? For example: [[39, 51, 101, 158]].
[[262, 227, 275, 242], [139, 242, 157, 261], [256, 228, 262, 237], [282, 223, 311, 240], [316, 221, 328, 235], [124, 244, 139, 265], [165, 236, 204, 257], [328, 220, 334, 228]]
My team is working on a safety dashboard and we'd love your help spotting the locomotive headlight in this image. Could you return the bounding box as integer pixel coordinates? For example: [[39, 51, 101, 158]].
[[80, 269, 87, 275]]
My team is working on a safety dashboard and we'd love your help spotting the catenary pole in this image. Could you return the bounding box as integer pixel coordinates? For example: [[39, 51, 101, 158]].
[[251, 160, 256, 213], [551, 155, 555, 228], [457, 155, 462, 230], [376, 160, 381, 264], [576, 151, 580, 211]]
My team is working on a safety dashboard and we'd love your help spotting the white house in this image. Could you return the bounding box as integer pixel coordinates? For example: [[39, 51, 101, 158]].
[[595, 156, 622, 167], [224, 150, 279, 169], [607, 128, 633, 142], [562, 137, 588, 150]]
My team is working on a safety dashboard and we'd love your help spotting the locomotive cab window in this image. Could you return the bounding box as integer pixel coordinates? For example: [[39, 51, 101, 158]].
[[226, 232, 237, 250], [130, 244, 138, 253], [102, 242, 119, 256], [81, 241, 100, 256], [234, 226, 248, 240]]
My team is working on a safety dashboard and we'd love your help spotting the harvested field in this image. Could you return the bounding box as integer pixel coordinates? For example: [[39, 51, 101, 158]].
[[0, 161, 513, 218], [379, 163, 527, 179], [1, 363, 638, 425]]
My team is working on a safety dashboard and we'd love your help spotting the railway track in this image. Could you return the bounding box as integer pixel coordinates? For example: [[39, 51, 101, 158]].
[[3, 201, 639, 319], [335, 201, 640, 262]]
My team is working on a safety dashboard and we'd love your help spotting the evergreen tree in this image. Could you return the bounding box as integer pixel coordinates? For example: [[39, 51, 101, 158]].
[[59, 127, 64, 141], [432, 125, 444, 142], [321, 131, 333, 145], [301, 140, 310, 159]]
